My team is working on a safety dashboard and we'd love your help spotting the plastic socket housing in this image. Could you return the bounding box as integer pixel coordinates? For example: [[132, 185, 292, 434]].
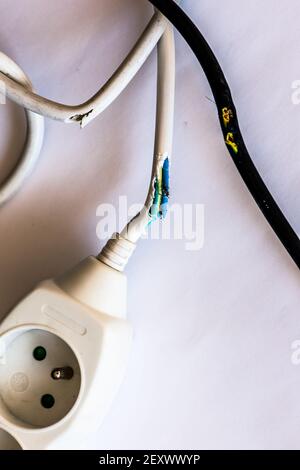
[[0, 257, 132, 450]]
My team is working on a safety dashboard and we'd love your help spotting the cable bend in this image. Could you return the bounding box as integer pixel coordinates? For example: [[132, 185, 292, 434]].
[[0, 52, 44, 207], [0, 12, 167, 127]]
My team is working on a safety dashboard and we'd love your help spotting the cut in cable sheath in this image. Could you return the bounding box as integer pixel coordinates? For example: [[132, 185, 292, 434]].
[[148, 0, 300, 269], [0, 52, 44, 206]]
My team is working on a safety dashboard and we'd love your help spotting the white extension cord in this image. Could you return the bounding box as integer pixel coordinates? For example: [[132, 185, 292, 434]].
[[0, 3, 176, 450]]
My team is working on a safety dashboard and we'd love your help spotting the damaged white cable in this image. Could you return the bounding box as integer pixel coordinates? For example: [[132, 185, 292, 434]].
[[0, 11, 168, 128], [0, 9, 169, 205], [0, 5, 175, 250], [99, 22, 175, 271]]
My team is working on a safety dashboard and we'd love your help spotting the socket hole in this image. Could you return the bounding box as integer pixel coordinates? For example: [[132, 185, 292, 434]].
[[33, 346, 47, 361], [51, 366, 74, 381], [41, 394, 55, 409]]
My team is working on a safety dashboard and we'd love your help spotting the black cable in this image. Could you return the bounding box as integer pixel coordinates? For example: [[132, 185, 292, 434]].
[[149, 0, 300, 269]]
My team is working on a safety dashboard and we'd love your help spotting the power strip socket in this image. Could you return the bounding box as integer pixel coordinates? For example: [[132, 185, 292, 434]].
[[0, 257, 132, 450]]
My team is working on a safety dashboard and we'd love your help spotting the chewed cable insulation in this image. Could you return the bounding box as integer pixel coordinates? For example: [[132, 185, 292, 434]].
[[148, 156, 170, 223], [148, 0, 300, 269], [120, 22, 175, 244]]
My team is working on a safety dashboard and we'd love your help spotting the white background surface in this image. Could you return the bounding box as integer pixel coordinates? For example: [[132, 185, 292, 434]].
[[0, 0, 300, 450]]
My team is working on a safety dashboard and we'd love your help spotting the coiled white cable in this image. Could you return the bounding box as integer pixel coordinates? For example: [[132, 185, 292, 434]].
[[0, 52, 44, 206]]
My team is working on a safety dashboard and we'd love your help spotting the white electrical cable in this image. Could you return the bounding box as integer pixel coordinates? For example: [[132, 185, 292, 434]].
[[0, 52, 44, 206], [0, 9, 167, 205], [99, 21, 175, 271], [0, 11, 168, 128], [0, 5, 175, 257], [123, 22, 175, 242]]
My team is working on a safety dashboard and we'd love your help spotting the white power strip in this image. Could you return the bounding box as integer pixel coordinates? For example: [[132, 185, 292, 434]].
[[0, 257, 132, 450]]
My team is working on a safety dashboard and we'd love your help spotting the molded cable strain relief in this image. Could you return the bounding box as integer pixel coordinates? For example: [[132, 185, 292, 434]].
[[98, 233, 137, 272]]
